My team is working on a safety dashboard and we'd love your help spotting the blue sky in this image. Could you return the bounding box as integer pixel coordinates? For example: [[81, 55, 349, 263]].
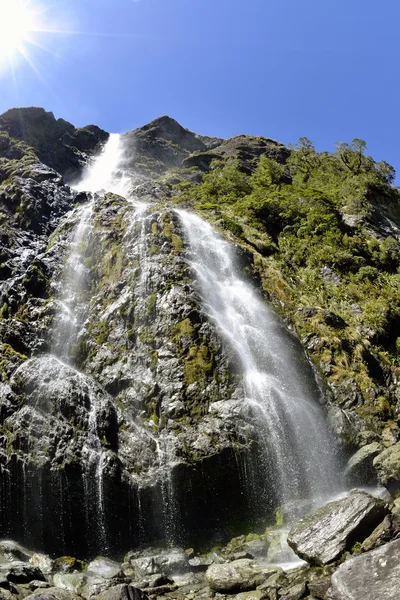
[[0, 0, 399, 173]]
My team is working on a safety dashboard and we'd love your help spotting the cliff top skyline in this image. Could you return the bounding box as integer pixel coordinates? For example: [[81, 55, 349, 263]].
[[0, 0, 398, 178]]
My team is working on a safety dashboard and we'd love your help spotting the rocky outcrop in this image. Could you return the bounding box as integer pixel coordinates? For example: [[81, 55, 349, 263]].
[[287, 490, 389, 565], [0, 107, 108, 179]]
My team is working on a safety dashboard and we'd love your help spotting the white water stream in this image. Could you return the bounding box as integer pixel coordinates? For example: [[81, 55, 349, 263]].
[[177, 210, 341, 512]]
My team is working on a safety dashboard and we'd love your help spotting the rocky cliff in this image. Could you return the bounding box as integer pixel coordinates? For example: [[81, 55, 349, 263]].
[[1, 107, 400, 600]]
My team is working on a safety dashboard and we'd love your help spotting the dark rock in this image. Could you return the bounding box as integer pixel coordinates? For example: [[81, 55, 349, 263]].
[[1, 562, 45, 583], [361, 512, 400, 552], [344, 442, 382, 484], [373, 442, 400, 493], [328, 538, 400, 600], [323, 312, 347, 329], [287, 490, 389, 565], [308, 576, 332, 599]]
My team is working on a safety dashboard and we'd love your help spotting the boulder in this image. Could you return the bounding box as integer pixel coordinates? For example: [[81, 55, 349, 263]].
[[361, 512, 400, 552], [206, 559, 277, 593], [287, 490, 389, 565], [87, 558, 123, 580], [0, 562, 46, 584], [373, 442, 400, 493], [344, 442, 382, 484], [328, 538, 400, 599]]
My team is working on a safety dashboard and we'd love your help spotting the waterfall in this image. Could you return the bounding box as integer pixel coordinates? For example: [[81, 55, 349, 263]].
[[73, 133, 128, 196], [48, 135, 129, 553], [177, 210, 341, 515]]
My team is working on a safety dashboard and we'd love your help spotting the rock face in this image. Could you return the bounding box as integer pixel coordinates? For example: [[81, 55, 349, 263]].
[[287, 490, 389, 565], [328, 538, 400, 600], [373, 442, 400, 493]]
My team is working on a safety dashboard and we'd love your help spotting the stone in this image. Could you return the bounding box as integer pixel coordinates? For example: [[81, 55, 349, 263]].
[[52, 573, 87, 596], [344, 442, 382, 484], [206, 559, 276, 593], [24, 588, 80, 600], [287, 490, 389, 565], [30, 555, 54, 574], [0, 541, 33, 563], [373, 442, 400, 493], [96, 584, 148, 600], [87, 558, 123, 580], [234, 592, 267, 600], [0, 562, 46, 584], [308, 576, 331, 599], [328, 538, 400, 600], [361, 512, 400, 552], [188, 557, 214, 571]]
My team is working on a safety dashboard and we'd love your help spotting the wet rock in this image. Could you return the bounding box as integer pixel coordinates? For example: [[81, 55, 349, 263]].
[[30, 555, 54, 575], [0, 541, 33, 563], [52, 558, 87, 574], [287, 490, 389, 565], [188, 556, 214, 571], [308, 575, 331, 599], [87, 558, 123, 580], [0, 562, 46, 584], [373, 442, 400, 493], [127, 550, 189, 578], [52, 574, 87, 596], [96, 583, 148, 600], [361, 512, 400, 552], [344, 442, 382, 484], [328, 538, 400, 600], [206, 559, 276, 593], [29, 581, 51, 591]]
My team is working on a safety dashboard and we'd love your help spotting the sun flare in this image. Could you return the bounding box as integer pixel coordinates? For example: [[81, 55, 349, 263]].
[[0, 0, 42, 59]]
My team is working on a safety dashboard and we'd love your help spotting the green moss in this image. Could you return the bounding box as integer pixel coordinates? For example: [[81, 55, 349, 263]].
[[184, 343, 213, 384]]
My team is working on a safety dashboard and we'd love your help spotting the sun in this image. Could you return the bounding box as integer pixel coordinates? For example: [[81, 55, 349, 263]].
[[0, 0, 42, 59]]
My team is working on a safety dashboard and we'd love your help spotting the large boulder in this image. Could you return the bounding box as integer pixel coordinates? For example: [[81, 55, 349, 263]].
[[328, 538, 400, 600], [344, 442, 382, 484], [287, 490, 389, 565], [373, 442, 400, 493]]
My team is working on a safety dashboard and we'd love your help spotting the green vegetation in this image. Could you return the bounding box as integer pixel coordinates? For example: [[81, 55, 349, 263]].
[[174, 138, 400, 435]]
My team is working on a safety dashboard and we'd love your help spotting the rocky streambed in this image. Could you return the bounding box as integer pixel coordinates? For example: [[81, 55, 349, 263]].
[[0, 489, 399, 600]]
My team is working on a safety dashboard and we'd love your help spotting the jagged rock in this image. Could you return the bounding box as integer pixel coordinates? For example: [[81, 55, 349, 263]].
[[205, 559, 277, 593], [327, 538, 400, 600], [0, 562, 46, 584], [287, 490, 389, 565], [308, 575, 332, 599], [126, 550, 189, 578], [188, 556, 214, 571], [373, 442, 400, 493], [52, 558, 86, 574], [30, 555, 54, 574], [361, 512, 400, 552], [87, 559, 123, 580], [0, 541, 33, 563], [52, 574, 87, 596], [344, 442, 382, 484], [96, 584, 148, 600]]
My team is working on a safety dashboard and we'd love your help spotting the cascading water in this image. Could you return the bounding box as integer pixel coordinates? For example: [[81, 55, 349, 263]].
[[177, 210, 341, 517], [48, 134, 130, 553], [73, 133, 129, 196]]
